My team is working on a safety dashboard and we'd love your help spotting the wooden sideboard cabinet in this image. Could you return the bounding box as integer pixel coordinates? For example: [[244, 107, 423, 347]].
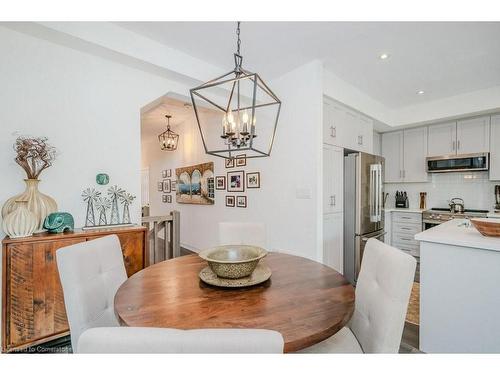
[[2, 226, 147, 352]]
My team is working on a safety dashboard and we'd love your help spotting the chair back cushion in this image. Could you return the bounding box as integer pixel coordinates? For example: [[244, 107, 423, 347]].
[[77, 327, 284, 353], [218, 222, 267, 247], [56, 235, 127, 350], [349, 238, 416, 353]]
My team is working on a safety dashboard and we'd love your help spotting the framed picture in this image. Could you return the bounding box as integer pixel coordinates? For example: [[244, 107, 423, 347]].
[[166, 195, 172, 203], [225, 158, 235, 168], [163, 179, 171, 193], [157, 182, 163, 192], [215, 176, 226, 190], [162, 170, 167, 178], [236, 154, 247, 167], [246, 172, 261, 188], [176, 162, 215, 205], [171, 181, 177, 191], [236, 196, 247, 208], [162, 194, 168, 203], [227, 170, 245, 192], [225, 195, 235, 207]]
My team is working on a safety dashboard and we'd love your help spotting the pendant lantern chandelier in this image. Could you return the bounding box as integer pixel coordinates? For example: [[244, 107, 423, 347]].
[[158, 114, 179, 151], [190, 22, 281, 160]]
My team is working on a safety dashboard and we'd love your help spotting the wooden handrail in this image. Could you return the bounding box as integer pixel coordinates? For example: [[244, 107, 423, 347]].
[[141, 211, 180, 265]]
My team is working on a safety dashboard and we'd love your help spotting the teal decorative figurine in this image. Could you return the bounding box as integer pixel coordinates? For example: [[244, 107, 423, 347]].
[[43, 212, 75, 233], [96, 173, 110, 185]]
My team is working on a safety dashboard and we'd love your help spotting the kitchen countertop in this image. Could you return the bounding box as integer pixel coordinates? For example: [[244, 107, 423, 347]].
[[487, 211, 500, 218], [384, 207, 425, 214], [415, 218, 500, 252]]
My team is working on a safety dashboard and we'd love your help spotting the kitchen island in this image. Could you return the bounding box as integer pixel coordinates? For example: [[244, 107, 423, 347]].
[[415, 219, 500, 353]]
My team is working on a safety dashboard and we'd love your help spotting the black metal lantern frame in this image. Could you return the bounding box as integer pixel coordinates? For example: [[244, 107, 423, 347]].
[[158, 115, 179, 151], [189, 22, 281, 160]]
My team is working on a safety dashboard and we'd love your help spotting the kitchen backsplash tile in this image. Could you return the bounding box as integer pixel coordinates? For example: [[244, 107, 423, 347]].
[[384, 172, 498, 210]]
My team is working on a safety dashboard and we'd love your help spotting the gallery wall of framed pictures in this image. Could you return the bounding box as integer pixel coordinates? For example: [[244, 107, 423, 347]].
[[157, 154, 260, 210], [219, 154, 261, 209], [159, 169, 174, 205]]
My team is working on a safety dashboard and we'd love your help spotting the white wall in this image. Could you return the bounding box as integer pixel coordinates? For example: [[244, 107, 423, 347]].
[[0, 27, 193, 233], [143, 60, 324, 260], [384, 172, 498, 211]]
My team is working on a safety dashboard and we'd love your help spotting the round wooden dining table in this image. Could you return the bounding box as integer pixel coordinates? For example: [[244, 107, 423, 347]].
[[114, 252, 355, 352]]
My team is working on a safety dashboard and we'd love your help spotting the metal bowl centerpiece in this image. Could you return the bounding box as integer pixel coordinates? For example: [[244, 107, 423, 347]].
[[198, 245, 268, 279]]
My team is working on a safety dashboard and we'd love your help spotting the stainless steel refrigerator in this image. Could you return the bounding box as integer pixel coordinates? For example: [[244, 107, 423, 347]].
[[344, 152, 385, 285]]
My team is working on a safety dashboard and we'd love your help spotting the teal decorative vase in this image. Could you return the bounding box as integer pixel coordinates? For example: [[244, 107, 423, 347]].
[[96, 173, 109, 185]]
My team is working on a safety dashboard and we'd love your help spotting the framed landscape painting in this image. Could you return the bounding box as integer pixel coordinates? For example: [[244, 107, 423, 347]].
[[175, 162, 215, 205]]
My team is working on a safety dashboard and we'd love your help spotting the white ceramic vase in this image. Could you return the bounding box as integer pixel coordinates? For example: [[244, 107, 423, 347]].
[[1, 179, 58, 232], [2, 200, 38, 238]]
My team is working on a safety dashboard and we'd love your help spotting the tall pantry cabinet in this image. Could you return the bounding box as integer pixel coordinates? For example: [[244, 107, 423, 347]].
[[323, 144, 344, 273]]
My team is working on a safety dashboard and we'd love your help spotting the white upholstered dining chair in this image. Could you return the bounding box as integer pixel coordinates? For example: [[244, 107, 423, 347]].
[[56, 235, 284, 353], [301, 238, 416, 353], [218, 222, 267, 247]]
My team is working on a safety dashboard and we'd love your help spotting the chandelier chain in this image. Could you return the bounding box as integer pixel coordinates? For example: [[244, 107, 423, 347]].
[[236, 21, 241, 55]]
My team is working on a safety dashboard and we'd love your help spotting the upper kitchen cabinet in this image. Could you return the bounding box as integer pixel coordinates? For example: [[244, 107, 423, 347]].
[[323, 97, 373, 153], [427, 121, 457, 157], [427, 117, 490, 157], [382, 131, 404, 183], [373, 131, 381, 156], [403, 127, 428, 182], [382, 127, 428, 183], [490, 115, 500, 181], [456, 116, 490, 154]]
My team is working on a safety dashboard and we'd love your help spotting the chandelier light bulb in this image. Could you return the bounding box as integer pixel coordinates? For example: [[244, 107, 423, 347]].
[[242, 111, 249, 124], [227, 110, 234, 123]]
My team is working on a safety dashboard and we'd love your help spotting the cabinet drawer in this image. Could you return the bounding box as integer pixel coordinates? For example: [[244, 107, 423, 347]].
[[392, 212, 422, 224], [396, 246, 420, 258], [392, 234, 419, 248], [393, 222, 422, 235]]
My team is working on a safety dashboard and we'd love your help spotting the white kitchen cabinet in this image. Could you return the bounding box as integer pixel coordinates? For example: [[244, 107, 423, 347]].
[[323, 99, 347, 147], [323, 212, 343, 273], [490, 115, 500, 180], [373, 131, 381, 156], [323, 144, 343, 214], [358, 114, 374, 153], [391, 212, 422, 258], [382, 131, 404, 183], [427, 121, 457, 157], [384, 210, 392, 246], [323, 97, 373, 153], [382, 128, 428, 183], [456, 116, 490, 154], [403, 127, 428, 182]]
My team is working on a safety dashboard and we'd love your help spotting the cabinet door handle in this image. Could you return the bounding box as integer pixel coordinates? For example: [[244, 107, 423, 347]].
[[458, 140, 461, 150], [358, 135, 363, 145], [333, 194, 336, 206], [330, 125, 336, 138], [452, 141, 456, 151], [330, 196, 334, 206], [399, 170, 402, 178]]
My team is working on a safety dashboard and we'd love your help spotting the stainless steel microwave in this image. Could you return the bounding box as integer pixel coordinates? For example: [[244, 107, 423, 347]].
[[426, 153, 489, 173]]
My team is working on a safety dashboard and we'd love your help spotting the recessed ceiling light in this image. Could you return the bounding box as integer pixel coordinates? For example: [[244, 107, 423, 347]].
[[379, 53, 390, 60], [417, 90, 425, 95]]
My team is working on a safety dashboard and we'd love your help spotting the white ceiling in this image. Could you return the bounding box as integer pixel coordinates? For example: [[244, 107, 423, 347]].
[[141, 96, 194, 140], [117, 22, 500, 109]]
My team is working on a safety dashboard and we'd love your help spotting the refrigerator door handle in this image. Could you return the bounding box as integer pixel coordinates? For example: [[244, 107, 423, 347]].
[[370, 164, 382, 222]]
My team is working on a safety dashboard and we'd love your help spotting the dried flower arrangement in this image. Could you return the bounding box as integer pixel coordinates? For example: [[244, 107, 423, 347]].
[[14, 136, 57, 179]]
